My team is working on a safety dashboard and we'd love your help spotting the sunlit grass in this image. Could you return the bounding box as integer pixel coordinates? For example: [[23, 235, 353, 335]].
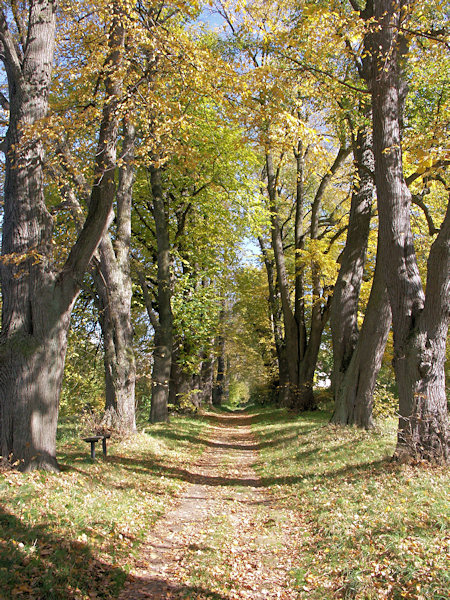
[[0, 414, 207, 600], [253, 407, 449, 600], [2, 407, 448, 599]]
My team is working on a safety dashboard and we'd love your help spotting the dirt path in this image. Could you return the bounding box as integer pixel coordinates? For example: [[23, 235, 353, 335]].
[[118, 412, 299, 599]]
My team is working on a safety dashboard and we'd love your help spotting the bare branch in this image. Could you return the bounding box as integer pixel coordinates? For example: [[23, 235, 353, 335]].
[[280, 52, 370, 94]]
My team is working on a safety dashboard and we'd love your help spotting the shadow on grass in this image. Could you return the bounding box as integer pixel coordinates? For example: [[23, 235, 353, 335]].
[[99, 408, 396, 491], [106, 452, 395, 491], [0, 508, 126, 600], [147, 429, 300, 451], [59, 408, 396, 496]]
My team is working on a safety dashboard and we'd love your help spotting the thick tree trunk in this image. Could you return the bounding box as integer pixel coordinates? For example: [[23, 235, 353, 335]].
[[95, 121, 136, 432], [331, 127, 374, 399], [0, 3, 125, 470], [149, 165, 173, 423], [370, 0, 449, 462], [331, 247, 391, 427]]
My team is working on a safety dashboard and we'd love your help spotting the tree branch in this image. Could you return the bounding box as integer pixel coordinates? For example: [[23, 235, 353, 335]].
[[137, 269, 160, 331], [411, 193, 438, 236], [0, 9, 23, 83], [405, 160, 450, 187], [0, 90, 9, 110]]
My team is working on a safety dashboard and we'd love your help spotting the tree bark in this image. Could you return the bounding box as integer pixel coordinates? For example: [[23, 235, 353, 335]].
[[94, 120, 136, 432], [0, 3, 124, 470], [370, 0, 449, 462], [149, 165, 173, 423], [331, 241, 391, 427], [258, 237, 289, 405], [329, 124, 388, 427]]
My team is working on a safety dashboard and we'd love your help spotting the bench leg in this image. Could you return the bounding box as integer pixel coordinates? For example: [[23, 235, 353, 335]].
[[102, 437, 107, 457], [90, 441, 96, 460]]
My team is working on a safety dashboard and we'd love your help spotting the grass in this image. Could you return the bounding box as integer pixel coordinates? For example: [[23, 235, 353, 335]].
[[1, 406, 448, 600], [252, 407, 450, 600], [0, 413, 207, 600]]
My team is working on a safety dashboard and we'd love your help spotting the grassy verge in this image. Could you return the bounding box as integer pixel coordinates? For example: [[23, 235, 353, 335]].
[[0, 414, 207, 600], [253, 407, 449, 600]]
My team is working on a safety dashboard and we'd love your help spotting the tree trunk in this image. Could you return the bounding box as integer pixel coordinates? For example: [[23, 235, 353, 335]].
[[370, 0, 449, 462], [168, 343, 192, 408], [95, 120, 136, 432], [200, 353, 215, 405], [331, 127, 374, 398], [149, 165, 173, 423], [258, 237, 289, 405], [213, 333, 226, 407], [0, 3, 125, 470], [266, 152, 300, 403], [331, 244, 391, 427], [293, 144, 351, 411], [294, 140, 308, 365]]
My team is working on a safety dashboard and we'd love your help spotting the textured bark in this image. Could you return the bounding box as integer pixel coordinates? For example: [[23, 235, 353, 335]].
[[94, 121, 136, 433], [370, 0, 449, 462], [149, 166, 173, 424], [0, 3, 124, 470], [329, 125, 388, 427], [331, 245, 391, 427]]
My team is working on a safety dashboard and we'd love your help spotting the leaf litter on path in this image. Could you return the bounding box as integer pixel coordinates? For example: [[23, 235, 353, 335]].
[[119, 411, 300, 599]]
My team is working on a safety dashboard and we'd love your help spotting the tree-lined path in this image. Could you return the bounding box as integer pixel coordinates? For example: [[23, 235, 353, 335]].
[[0, 1, 448, 597], [119, 411, 299, 600]]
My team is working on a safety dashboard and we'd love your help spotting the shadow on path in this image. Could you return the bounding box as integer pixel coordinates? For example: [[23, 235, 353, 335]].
[[120, 574, 229, 599]]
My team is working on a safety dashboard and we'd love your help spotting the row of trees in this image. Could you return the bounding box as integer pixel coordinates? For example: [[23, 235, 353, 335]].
[[0, 0, 448, 471], [217, 0, 448, 462]]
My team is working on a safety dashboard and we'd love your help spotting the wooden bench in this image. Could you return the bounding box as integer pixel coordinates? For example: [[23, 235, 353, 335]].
[[82, 433, 111, 460]]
